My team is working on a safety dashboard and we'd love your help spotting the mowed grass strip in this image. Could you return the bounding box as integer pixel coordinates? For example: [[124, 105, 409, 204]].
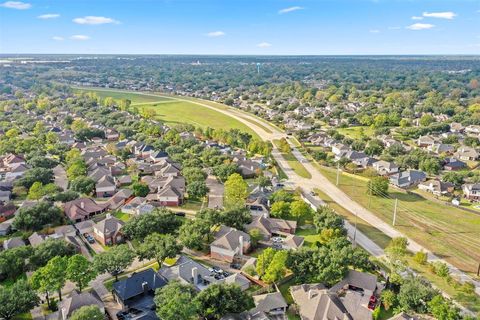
[[273, 140, 312, 179], [137, 101, 260, 139], [73, 88, 260, 139], [317, 165, 480, 275]]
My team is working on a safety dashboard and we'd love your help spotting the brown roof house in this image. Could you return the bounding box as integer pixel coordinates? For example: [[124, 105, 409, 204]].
[[64, 198, 107, 222], [245, 215, 297, 240], [58, 290, 104, 320], [290, 283, 352, 320], [210, 225, 251, 263], [93, 213, 125, 246]]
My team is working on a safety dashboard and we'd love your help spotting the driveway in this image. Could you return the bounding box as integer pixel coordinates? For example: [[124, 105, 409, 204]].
[[206, 175, 224, 209]]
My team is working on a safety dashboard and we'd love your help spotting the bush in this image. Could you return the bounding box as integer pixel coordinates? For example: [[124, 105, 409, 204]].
[[413, 251, 428, 265]]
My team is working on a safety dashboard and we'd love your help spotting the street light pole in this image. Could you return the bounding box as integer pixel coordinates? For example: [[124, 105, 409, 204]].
[[336, 162, 340, 186]]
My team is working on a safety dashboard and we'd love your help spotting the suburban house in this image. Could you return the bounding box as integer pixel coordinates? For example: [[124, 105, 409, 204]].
[[428, 143, 455, 155], [454, 146, 479, 161], [290, 283, 351, 320], [282, 234, 305, 250], [246, 215, 297, 239], [462, 183, 480, 201], [64, 198, 108, 222], [113, 268, 167, 315], [372, 161, 399, 176], [3, 236, 25, 250], [417, 135, 436, 148], [0, 219, 14, 236], [58, 290, 104, 320], [443, 158, 467, 171], [210, 225, 251, 262], [95, 175, 117, 198], [250, 292, 288, 318], [107, 189, 134, 210], [158, 255, 250, 291], [92, 214, 125, 246], [418, 180, 454, 196], [389, 170, 426, 188], [291, 270, 379, 320]]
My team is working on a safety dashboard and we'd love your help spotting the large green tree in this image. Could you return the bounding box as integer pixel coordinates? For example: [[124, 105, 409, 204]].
[[70, 305, 104, 320], [93, 244, 135, 281], [67, 254, 97, 292], [194, 284, 254, 320], [136, 233, 183, 266], [224, 173, 248, 208], [0, 280, 39, 320], [122, 209, 182, 240], [154, 281, 198, 320]]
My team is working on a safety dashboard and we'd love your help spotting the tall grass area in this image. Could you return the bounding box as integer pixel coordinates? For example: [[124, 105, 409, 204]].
[[316, 165, 480, 276]]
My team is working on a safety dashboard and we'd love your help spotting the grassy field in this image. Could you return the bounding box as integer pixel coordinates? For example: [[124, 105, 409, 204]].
[[273, 140, 312, 179], [317, 165, 480, 275], [336, 126, 375, 139], [73, 88, 260, 139], [312, 188, 392, 249]]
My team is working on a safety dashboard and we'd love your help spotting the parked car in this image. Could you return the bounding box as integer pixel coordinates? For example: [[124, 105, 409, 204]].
[[175, 211, 186, 217], [272, 237, 283, 243], [83, 233, 95, 244]]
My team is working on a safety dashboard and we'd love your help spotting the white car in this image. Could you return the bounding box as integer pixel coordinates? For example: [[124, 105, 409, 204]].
[[272, 237, 283, 243]]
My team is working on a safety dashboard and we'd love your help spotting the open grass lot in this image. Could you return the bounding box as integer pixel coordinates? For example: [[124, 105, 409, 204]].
[[273, 140, 312, 179], [317, 165, 480, 275], [336, 126, 375, 139], [312, 188, 392, 249], [74, 87, 260, 139]]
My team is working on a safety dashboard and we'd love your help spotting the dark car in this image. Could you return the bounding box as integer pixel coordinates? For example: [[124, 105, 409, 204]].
[[174, 211, 186, 217]]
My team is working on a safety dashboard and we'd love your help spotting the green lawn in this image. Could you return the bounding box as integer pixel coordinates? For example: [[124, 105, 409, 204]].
[[313, 188, 392, 249], [113, 211, 131, 222], [316, 165, 480, 275], [273, 140, 312, 179], [73, 87, 260, 140], [336, 126, 375, 139]]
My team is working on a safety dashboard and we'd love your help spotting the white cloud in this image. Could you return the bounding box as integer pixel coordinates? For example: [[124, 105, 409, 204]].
[[206, 31, 225, 37], [73, 16, 119, 25], [70, 35, 90, 40], [52, 36, 64, 41], [257, 42, 272, 48], [422, 11, 456, 19], [0, 1, 31, 9], [278, 6, 304, 14], [369, 29, 380, 33], [411, 16, 423, 20], [407, 23, 435, 30], [388, 26, 401, 30], [38, 13, 59, 19]]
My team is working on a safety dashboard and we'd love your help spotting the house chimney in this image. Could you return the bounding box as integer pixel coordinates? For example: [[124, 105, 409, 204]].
[[80, 201, 85, 209], [142, 281, 149, 292], [192, 267, 198, 285], [106, 213, 111, 219], [238, 236, 244, 256], [263, 212, 268, 219]]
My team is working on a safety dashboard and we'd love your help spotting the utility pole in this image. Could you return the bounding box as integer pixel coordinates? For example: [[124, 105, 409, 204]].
[[393, 198, 398, 226], [336, 162, 340, 186], [353, 211, 358, 247]]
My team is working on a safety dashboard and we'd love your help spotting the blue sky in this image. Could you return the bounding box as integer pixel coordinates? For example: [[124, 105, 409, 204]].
[[0, 0, 479, 55]]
